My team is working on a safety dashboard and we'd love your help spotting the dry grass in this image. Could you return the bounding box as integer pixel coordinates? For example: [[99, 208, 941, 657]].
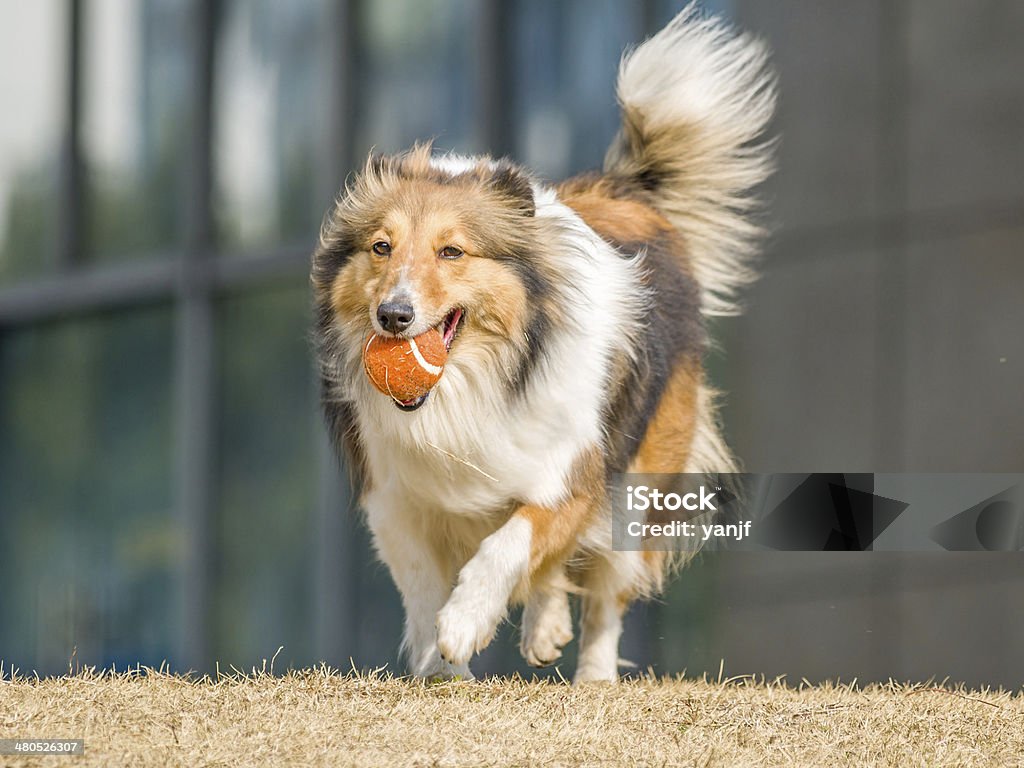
[[1, 664, 1022, 767]]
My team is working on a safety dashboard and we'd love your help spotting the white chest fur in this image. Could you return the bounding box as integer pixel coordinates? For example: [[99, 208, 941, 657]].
[[352, 191, 642, 521]]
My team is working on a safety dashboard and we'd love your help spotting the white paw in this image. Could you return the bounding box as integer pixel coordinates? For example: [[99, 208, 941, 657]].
[[406, 643, 474, 681], [572, 664, 619, 684], [435, 584, 503, 666], [520, 590, 573, 667]]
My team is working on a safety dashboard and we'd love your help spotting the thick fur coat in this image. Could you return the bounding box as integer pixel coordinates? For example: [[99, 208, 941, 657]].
[[312, 6, 775, 682]]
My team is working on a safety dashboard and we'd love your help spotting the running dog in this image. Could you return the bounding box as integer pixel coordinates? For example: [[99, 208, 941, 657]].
[[312, 5, 775, 682]]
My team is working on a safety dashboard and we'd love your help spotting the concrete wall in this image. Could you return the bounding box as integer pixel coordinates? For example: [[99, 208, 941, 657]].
[[693, 0, 1024, 688]]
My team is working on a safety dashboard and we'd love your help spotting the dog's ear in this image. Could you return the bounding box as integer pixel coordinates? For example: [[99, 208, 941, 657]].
[[489, 163, 535, 217]]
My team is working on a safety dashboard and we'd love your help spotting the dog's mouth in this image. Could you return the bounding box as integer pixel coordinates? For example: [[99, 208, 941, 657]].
[[391, 308, 464, 412], [439, 307, 464, 352], [395, 394, 428, 411]]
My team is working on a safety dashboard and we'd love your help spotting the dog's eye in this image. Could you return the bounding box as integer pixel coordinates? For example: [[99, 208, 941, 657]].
[[439, 246, 464, 260], [371, 241, 391, 257]]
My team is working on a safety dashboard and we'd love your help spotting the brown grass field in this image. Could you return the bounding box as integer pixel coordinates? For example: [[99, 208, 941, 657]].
[[1, 666, 1022, 767]]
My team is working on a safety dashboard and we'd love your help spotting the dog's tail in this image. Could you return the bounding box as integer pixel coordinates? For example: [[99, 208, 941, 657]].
[[605, 4, 777, 316]]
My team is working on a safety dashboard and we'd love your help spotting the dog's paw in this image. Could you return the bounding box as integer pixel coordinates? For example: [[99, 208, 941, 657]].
[[410, 653, 474, 682], [520, 590, 573, 667], [424, 669, 474, 684], [435, 517, 530, 665], [436, 587, 502, 666]]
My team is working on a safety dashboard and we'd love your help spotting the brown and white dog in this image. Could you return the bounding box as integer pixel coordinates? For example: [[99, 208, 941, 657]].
[[312, 6, 775, 682]]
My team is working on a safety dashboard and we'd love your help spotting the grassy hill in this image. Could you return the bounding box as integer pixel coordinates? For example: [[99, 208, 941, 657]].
[[1, 667, 1021, 766]]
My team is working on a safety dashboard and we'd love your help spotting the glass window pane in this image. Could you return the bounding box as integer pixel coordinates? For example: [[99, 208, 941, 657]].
[[0, 1, 65, 283], [0, 307, 176, 674], [514, 0, 639, 179], [213, 282, 317, 669], [355, 0, 479, 156], [82, 0, 190, 262], [213, 0, 331, 250]]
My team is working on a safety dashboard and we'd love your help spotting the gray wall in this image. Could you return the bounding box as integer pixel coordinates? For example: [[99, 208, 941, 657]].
[[696, 0, 1024, 688]]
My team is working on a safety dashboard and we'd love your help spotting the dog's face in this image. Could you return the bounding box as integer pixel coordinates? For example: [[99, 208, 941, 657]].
[[314, 146, 553, 407], [339, 191, 511, 348]]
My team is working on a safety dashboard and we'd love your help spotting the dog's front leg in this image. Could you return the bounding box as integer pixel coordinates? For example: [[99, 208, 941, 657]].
[[436, 491, 593, 667], [435, 514, 532, 666], [365, 492, 469, 679]]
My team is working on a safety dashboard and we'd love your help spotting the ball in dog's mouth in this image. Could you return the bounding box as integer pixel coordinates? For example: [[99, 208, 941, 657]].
[[362, 307, 465, 412]]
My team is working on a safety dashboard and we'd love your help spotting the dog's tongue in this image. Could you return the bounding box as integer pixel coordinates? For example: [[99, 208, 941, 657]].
[[396, 392, 429, 411], [442, 308, 463, 349]]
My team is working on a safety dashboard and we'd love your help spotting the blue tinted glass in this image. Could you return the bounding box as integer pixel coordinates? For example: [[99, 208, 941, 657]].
[[514, 0, 641, 179], [214, 0, 331, 249], [0, 308, 176, 674], [212, 283, 317, 669], [354, 0, 479, 156], [83, 0, 190, 262]]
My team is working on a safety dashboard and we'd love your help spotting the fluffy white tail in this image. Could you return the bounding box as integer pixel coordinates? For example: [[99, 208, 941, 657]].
[[605, 4, 777, 316]]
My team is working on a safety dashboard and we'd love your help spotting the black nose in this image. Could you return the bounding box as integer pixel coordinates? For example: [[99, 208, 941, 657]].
[[377, 301, 415, 333]]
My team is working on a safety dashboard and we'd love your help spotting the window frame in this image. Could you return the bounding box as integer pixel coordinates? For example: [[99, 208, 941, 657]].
[[0, 0, 665, 672]]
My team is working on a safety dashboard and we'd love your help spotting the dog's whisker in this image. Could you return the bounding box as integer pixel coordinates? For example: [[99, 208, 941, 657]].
[[424, 441, 499, 483]]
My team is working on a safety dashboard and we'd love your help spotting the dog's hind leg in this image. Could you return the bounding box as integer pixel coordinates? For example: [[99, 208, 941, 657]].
[[520, 566, 574, 667], [573, 550, 646, 683]]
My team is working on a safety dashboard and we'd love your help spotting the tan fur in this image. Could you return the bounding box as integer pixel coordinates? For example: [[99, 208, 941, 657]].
[[558, 179, 676, 247], [518, 447, 605, 579], [628, 361, 700, 475], [609, 362, 699, 596]]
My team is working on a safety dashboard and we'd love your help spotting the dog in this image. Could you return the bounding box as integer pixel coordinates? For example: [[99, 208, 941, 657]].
[[311, 5, 775, 683]]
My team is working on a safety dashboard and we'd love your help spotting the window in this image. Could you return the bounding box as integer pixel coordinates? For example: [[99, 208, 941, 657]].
[[0, 1, 66, 283], [0, 0, 713, 677]]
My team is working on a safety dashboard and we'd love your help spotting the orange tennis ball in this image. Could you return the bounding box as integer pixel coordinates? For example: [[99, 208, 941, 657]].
[[362, 329, 448, 404]]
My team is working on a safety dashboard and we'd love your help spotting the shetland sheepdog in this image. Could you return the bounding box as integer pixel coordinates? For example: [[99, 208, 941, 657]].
[[312, 6, 775, 682]]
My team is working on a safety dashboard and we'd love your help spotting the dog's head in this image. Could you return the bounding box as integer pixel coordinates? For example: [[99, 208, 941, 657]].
[[314, 145, 554, 410]]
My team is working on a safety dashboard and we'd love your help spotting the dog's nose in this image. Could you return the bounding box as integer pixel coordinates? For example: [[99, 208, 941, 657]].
[[377, 301, 415, 333]]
